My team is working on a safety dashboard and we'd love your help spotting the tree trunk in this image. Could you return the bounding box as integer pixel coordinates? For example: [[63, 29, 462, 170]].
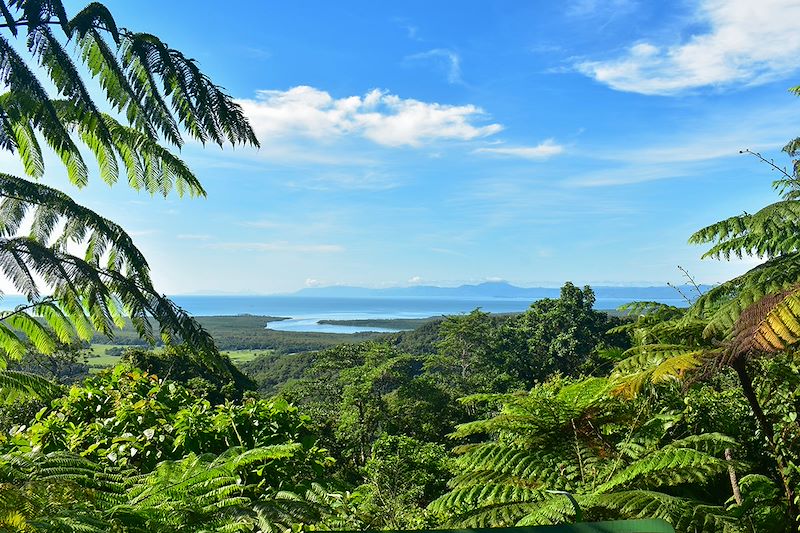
[[725, 448, 742, 506], [732, 358, 799, 529]]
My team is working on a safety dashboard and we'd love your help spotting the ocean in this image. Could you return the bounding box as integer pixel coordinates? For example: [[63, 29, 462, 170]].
[[0, 294, 688, 334]]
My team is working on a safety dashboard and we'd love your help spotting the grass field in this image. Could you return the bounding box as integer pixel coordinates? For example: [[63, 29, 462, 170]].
[[87, 344, 273, 372]]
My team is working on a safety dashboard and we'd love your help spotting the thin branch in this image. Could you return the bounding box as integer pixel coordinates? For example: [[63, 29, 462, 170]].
[[677, 265, 704, 297], [740, 149, 793, 180], [667, 282, 693, 306]]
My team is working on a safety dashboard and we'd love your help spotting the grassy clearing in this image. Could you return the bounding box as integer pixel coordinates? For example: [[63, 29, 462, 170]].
[[86, 344, 272, 372]]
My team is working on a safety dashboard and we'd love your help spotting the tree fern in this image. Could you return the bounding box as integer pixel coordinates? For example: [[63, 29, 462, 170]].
[[432, 378, 739, 530], [0, 0, 260, 374]]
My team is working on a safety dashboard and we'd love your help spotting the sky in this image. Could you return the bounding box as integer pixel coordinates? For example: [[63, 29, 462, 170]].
[[33, 0, 800, 294]]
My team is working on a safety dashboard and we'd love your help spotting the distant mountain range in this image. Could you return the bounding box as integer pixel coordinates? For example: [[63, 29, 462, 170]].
[[292, 281, 710, 301]]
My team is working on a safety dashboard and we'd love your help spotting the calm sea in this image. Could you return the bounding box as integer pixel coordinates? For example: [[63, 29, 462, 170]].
[[0, 295, 688, 334]]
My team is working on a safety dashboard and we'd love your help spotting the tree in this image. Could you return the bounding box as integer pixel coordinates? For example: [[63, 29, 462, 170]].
[[497, 283, 629, 386], [425, 309, 506, 394], [0, 0, 258, 389], [122, 346, 256, 403], [355, 435, 450, 529], [11, 342, 89, 384]]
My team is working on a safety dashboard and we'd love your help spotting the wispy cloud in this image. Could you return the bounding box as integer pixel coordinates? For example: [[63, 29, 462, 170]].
[[567, 102, 800, 186], [474, 139, 565, 160], [209, 241, 345, 253], [285, 170, 402, 191], [430, 247, 465, 256], [237, 86, 502, 147], [563, 164, 696, 188], [241, 46, 271, 60], [240, 220, 283, 229], [129, 229, 159, 237], [529, 43, 563, 55], [566, 0, 634, 18], [449, 175, 638, 230], [405, 48, 463, 84], [394, 17, 422, 41], [238, 211, 349, 236], [576, 0, 800, 94], [582, 103, 800, 165], [177, 234, 211, 240]]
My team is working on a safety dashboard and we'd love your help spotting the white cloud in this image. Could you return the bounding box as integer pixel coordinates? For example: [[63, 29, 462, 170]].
[[405, 48, 463, 84], [576, 0, 800, 94], [305, 278, 322, 287], [474, 139, 565, 160], [237, 86, 502, 147], [408, 276, 424, 284], [210, 242, 344, 253]]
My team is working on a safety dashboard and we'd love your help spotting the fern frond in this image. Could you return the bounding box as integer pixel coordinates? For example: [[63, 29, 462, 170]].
[[429, 481, 544, 526], [618, 301, 684, 317], [611, 345, 707, 398], [0, 172, 152, 277], [119, 31, 259, 148], [6, 310, 56, 353], [0, 41, 88, 185], [27, 24, 114, 152], [597, 447, 729, 494], [0, 237, 218, 361], [0, 369, 61, 399], [515, 494, 577, 526], [68, 2, 119, 42], [591, 491, 740, 532], [728, 284, 800, 363], [9, 120, 44, 178]]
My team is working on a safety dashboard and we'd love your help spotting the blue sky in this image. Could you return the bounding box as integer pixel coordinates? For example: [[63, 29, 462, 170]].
[[40, 0, 800, 293]]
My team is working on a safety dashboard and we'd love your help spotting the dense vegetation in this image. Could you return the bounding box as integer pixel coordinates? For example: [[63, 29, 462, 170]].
[[318, 318, 434, 330], [1, 1, 800, 532]]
